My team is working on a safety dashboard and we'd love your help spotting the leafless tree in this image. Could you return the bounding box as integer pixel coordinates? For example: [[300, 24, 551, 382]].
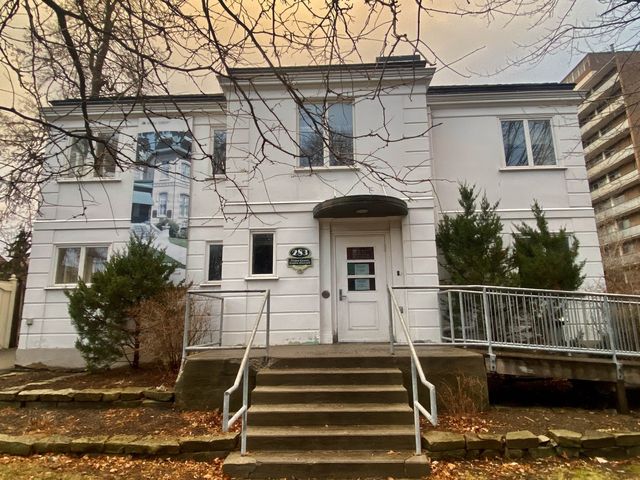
[[0, 0, 636, 228]]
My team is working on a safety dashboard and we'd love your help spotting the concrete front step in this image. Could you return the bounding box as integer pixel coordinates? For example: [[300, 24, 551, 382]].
[[251, 384, 408, 404], [248, 402, 414, 426], [256, 367, 403, 386], [247, 425, 416, 451], [223, 450, 429, 479]]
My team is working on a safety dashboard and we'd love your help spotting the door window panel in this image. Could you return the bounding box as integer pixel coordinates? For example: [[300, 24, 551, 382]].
[[346, 246, 376, 291]]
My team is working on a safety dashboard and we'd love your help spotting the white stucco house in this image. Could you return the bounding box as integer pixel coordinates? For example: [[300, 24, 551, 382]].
[[18, 56, 604, 367]]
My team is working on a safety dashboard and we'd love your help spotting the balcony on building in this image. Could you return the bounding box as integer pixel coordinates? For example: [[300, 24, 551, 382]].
[[583, 118, 630, 160], [591, 169, 640, 203], [587, 146, 636, 181]]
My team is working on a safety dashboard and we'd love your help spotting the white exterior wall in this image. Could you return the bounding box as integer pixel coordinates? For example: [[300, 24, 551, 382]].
[[17, 70, 605, 368], [429, 93, 604, 287]]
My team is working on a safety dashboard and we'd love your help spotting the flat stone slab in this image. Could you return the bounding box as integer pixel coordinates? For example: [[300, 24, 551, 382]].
[[130, 437, 180, 455], [548, 429, 582, 448], [104, 435, 141, 454], [118, 387, 146, 401], [529, 446, 556, 458], [505, 431, 538, 449], [615, 432, 640, 447], [582, 430, 615, 449], [179, 433, 238, 452], [70, 436, 109, 453], [16, 389, 49, 402], [0, 388, 21, 401], [73, 389, 104, 402], [33, 435, 73, 454], [40, 389, 75, 402], [143, 390, 174, 402], [423, 431, 465, 451], [465, 433, 503, 450]]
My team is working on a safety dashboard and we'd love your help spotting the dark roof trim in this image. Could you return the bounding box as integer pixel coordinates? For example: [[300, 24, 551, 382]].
[[50, 93, 226, 107], [313, 195, 408, 219], [428, 83, 575, 95], [228, 58, 429, 76]]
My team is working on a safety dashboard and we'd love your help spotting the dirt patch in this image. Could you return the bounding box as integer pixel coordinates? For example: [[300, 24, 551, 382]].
[[0, 407, 235, 437], [0, 371, 72, 390], [0, 454, 227, 480], [424, 406, 640, 435], [0, 366, 177, 392]]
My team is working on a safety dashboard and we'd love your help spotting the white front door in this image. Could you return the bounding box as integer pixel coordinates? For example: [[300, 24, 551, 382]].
[[335, 235, 389, 342]]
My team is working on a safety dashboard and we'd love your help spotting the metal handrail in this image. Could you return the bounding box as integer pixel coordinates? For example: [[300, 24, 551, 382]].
[[387, 285, 437, 455], [222, 289, 271, 455]]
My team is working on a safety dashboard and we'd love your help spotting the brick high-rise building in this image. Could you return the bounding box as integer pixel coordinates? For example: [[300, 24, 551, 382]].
[[564, 51, 640, 290]]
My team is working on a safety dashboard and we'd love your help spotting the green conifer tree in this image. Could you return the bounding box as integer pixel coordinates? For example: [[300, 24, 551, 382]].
[[512, 201, 585, 290], [436, 184, 511, 285], [66, 235, 176, 370]]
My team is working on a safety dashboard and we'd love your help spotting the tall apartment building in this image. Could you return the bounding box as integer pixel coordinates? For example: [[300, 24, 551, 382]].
[[564, 52, 640, 288]]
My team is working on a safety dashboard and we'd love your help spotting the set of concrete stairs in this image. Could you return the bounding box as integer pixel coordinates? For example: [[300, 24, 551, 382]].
[[223, 357, 429, 479]]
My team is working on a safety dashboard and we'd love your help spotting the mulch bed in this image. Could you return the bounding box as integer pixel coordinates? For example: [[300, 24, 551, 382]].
[[0, 366, 176, 391], [0, 407, 232, 437], [0, 454, 227, 480], [423, 406, 640, 435]]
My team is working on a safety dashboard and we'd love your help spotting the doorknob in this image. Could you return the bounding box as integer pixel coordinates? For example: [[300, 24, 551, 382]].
[[339, 289, 346, 301]]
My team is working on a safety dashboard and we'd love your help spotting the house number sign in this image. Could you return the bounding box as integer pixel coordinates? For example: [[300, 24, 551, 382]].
[[288, 247, 312, 273]]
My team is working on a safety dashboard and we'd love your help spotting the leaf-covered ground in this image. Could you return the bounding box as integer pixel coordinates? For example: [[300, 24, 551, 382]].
[[1, 455, 640, 479]]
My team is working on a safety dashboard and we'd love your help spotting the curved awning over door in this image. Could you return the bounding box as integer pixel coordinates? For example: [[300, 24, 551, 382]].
[[312, 195, 408, 219]]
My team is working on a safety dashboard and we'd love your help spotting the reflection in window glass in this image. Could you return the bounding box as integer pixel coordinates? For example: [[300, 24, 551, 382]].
[[347, 263, 375, 275], [501, 121, 528, 166], [529, 120, 556, 166], [348, 278, 376, 291], [83, 247, 108, 282], [328, 103, 353, 166], [299, 105, 324, 167], [208, 244, 223, 281], [212, 131, 227, 175], [55, 248, 81, 284], [346, 247, 374, 260], [252, 233, 274, 275]]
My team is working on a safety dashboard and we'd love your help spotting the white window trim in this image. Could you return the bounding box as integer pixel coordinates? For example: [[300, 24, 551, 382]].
[[50, 243, 111, 288], [499, 117, 559, 168], [246, 230, 278, 280], [61, 130, 120, 180], [297, 100, 356, 169], [203, 241, 223, 285]]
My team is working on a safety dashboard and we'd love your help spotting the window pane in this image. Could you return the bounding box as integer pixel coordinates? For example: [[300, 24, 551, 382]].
[[347, 247, 374, 260], [212, 131, 226, 175], [55, 248, 81, 284], [94, 133, 117, 177], [252, 233, 274, 275], [68, 137, 89, 176], [179, 194, 189, 218], [83, 247, 108, 282], [158, 192, 168, 216], [208, 244, 223, 281], [529, 120, 557, 166], [328, 103, 353, 166], [347, 262, 375, 275], [299, 105, 324, 167], [348, 278, 376, 291], [501, 121, 528, 166]]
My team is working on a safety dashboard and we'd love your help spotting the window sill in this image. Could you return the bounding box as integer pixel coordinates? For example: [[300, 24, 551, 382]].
[[199, 281, 222, 287], [205, 174, 227, 181], [57, 177, 121, 183], [499, 166, 567, 172], [293, 165, 359, 173], [45, 285, 78, 290], [244, 275, 279, 281]]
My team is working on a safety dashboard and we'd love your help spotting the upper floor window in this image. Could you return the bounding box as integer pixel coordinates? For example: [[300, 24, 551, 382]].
[[54, 245, 108, 285], [207, 243, 223, 281], [67, 131, 118, 178], [501, 119, 556, 167], [158, 192, 168, 216], [179, 193, 190, 218], [299, 102, 353, 167], [212, 130, 227, 175]]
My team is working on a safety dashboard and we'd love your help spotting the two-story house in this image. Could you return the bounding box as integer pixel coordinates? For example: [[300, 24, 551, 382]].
[[17, 56, 604, 367]]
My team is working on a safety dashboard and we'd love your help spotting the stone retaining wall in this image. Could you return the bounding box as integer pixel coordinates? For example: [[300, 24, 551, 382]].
[[0, 387, 174, 408], [0, 432, 237, 459], [424, 429, 640, 460]]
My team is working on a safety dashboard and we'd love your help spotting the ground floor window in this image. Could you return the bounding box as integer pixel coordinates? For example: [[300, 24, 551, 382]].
[[54, 245, 109, 285], [251, 232, 274, 276], [207, 243, 223, 281]]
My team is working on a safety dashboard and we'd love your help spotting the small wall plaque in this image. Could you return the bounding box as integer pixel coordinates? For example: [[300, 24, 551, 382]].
[[288, 247, 312, 273]]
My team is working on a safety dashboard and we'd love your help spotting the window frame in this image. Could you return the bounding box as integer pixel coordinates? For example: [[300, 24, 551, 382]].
[[65, 130, 119, 179], [248, 231, 277, 279], [297, 100, 355, 169], [52, 244, 110, 287], [499, 117, 558, 169], [205, 242, 223, 284]]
